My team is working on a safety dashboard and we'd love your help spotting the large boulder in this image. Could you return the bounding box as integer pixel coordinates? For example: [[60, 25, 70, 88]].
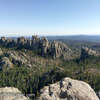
[[39, 77, 99, 100], [0, 57, 13, 71], [0, 87, 29, 100]]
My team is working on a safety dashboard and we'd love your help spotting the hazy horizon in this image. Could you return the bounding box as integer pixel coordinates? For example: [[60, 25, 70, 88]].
[[1, 34, 100, 37], [0, 0, 100, 36]]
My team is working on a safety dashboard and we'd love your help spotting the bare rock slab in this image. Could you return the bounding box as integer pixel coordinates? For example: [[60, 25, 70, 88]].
[[39, 77, 99, 100], [0, 87, 29, 100]]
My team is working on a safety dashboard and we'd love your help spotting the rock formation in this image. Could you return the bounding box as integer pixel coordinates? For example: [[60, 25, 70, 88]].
[[0, 87, 29, 100], [40, 37, 49, 56], [4, 51, 32, 68], [0, 57, 13, 71], [31, 35, 40, 50], [0, 37, 6, 43], [50, 41, 72, 59], [80, 47, 100, 60], [39, 77, 99, 100], [0, 36, 73, 59]]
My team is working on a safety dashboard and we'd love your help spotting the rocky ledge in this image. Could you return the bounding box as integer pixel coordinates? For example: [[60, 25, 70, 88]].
[[39, 77, 99, 100]]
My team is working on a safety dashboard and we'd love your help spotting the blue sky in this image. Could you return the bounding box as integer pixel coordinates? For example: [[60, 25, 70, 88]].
[[0, 0, 100, 36]]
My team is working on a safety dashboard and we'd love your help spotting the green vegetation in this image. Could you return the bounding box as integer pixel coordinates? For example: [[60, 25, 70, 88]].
[[1, 55, 100, 100], [0, 40, 100, 100]]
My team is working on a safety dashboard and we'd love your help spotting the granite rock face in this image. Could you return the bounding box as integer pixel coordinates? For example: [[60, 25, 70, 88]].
[[82, 47, 99, 56], [50, 41, 72, 59], [39, 77, 99, 100], [4, 51, 32, 68], [0, 87, 29, 100], [0, 57, 13, 71], [0, 36, 73, 59], [80, 47, 100, 60]]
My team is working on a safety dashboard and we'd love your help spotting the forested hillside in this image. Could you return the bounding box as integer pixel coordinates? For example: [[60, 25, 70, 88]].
[[0, 36, 100, 99]]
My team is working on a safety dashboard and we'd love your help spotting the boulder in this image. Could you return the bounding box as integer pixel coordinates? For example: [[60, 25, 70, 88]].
[[0, 57, 13, 71], [39, 77, 99, 100], [0, 87, 29, 100]]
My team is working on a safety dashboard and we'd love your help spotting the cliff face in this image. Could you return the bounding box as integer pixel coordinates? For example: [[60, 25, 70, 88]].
[[39, 77, 99, 100], [0, 36, 73, 59]]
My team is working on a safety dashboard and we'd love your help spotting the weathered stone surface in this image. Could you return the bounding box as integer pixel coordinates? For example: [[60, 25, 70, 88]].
[[50, 41, 72, 59], [97, 91, 100, 99], [0, 57, 13, 71], [82, 47, 99, 56], [39, 77, 99, 100], [0, 87, 29, 100], [80, 47, 100, 60], [5, 51, 31, 67], [0, 35, 73, 59]]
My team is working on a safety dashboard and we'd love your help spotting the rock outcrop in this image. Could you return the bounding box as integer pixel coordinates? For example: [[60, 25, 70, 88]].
[[80, 47, 100, 60], [39, 77, 99, 100], [4, 51, 32, 68], [0, 36, 73, 59], [50, 41, 72, 59], [0, 57, 13, 71], [0, 87, 29, 100]]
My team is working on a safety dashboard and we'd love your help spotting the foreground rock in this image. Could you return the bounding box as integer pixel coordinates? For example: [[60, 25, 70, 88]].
[[0, 87, 29, 100], [39, 77, 99, 100]]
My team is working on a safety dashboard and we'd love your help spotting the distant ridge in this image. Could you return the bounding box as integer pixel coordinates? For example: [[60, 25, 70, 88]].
[[46, 35, 100, 42], [1, 35, 100, 42]]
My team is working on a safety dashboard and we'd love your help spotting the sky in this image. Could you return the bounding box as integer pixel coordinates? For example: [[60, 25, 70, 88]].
[[0, 0, 100, 36]]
